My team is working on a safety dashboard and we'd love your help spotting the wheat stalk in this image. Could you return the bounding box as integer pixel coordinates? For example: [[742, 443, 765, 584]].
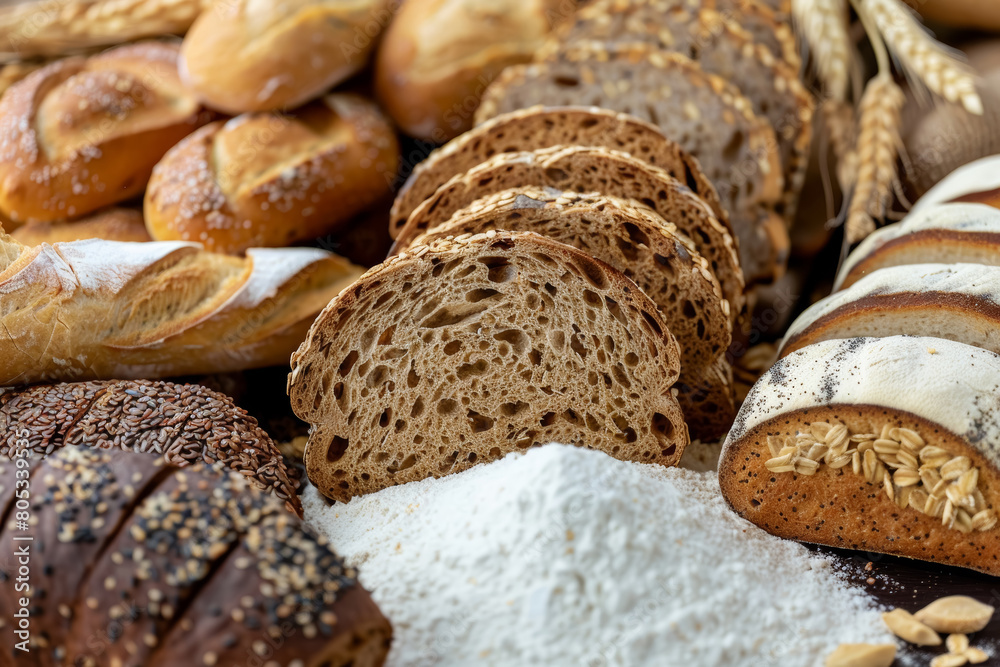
[[845, 73, 904, 244], [792, 0, 851, 101], [860, 0, 982, 115], [822, 98, 857, 191]]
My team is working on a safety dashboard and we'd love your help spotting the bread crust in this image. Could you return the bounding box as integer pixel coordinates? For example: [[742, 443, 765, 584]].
[[11, 207, 151, 245], [911, 155, 1000, 215], [0, 42, 206, 223], [144, 94, 399, 254]]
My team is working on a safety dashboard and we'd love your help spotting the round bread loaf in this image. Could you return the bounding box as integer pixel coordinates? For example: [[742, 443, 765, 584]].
[[910, 155, 1000, 215], [721, 336, 1000, 575], [0, 42, 206, 223], [11, 207, 152, 245], [180, 0, 391, 114], [144, 94, 399, 254]]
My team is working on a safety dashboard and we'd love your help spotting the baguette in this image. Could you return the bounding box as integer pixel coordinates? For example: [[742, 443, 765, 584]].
[[390, 106, 728, 238], [10, 207, 151, 245], [721, 336, 1000, 575], [144, 94, 399, 255], [0, 446, 392, 664], [0, 42, 206, 223], [835, 203, 1000, 290], [0, 233, 364, 385], [289, 231, 689, 501]]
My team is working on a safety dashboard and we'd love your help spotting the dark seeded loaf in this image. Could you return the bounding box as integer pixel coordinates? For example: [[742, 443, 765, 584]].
[[702, 0, 798, 66], [392, 145, 745, 321], [390, 106, 728, 236], [289, 231, 689, 501], [410, 187, 735, 438]]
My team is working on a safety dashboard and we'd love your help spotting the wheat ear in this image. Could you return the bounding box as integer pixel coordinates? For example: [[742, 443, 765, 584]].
[[822, 99, 857, 192], [791, 0, 851, 101], [845, 73, 904, 244], [860, 0, 982, 115]]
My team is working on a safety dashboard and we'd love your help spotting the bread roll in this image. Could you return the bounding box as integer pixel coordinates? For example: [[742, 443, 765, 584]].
[[0, 42, 206, 223], [375, 0, 566, 141], [145, 94, 399, 254], [721, 336, 1000, 575], [0, 446, 392, 663], [289, 231, 689, 501], [11, 207, 152, 245], [0, 232, 364, 385], [180, 0, 391, 114]]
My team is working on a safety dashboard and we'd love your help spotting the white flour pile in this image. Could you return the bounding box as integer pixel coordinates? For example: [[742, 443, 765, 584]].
[[303, 445, 893, 666]]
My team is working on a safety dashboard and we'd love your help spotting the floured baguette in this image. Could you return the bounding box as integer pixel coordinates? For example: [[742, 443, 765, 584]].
[[411, 187, 734, 438], [721, 336, 1000, 575], [391, 106, 727, 236], [835, 203, 1000, 290], [392, 145, 745, 322], [289, 231, 689, 501], [782, 264, 1000, 357]]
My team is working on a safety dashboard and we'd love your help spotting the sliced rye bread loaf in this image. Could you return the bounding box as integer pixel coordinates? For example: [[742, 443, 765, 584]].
[[408, 187, 735, 438], [721, 335, 1000, 575], [836, 203, 1000, 290], [910, 155, 1000, 216], [390, 106, 727, 237], [781, 263, 1000, 357], [545, 4, 814, 221], [391, 145, 746, 320], [288, 231, 689, 501], [701, 0, 798, 67]]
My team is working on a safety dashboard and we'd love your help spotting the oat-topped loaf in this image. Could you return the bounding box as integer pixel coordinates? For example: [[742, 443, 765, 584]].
[[721, 336, 1000, 575], [411, 187, 735, 439], [782, 264, 1000, 357], [289, 230, 689, 501], [0, 446, 391, 664], [835, 203, 1000, 290], [392, 145, 745, 322], [390, 106, 728, 236]]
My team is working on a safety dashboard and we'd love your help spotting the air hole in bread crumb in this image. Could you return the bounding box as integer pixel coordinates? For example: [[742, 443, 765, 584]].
[[544, 283, 557, 296], [553, 75, 580, 88], [467, 288, 500, 303], [458, 360, 489, 379], [339, 351, 359, 377], [367, 365, 389, 388], [411, 398, 424, 418], [407, 366, 419, 388], [440, 451, 459, 472], [544, 167, 570, 182], [468, 452, 477, 462], [683, 300, 697, 319], [653, 413, 676, 441], [388, 453, 418, 474], [586, 413, 601, 432], [570, 334, 587, 360], [528, 349, 542, 366], [494, 329, 529, 354], [378, 326, 396, 345], [378, 409, 391, 428], [438, 398, 460, 415], [612, 364, 631, 389], [583, 290, 602, 308], [540, 412, 556, 427], [530, 252, 559, 268], [489, 447, 501, 458], [333, 381, 344, 400], [444, 340, 462, 355], [500, 401, 528, 417], [604, 297, 629, 327], [325, 436, 349, 462], [641, 311, 663, 336], [468, 412, 494, 433]]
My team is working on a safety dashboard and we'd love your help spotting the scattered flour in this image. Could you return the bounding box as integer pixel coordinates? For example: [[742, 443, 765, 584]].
[[303, 445, 894, 666]]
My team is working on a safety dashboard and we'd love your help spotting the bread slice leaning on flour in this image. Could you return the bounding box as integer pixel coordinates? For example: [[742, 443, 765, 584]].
[[721, 336, 1000, 575], [288, 231, 689, 502], [410, 187, 735, 438], [391, 145, 745, 323], [781, 263, 1000, 357], [835, 203, 1000, 290], [390, 105, 728, 236]]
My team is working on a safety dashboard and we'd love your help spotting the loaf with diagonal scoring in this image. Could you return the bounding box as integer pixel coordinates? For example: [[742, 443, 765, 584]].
[[289, 231, 689, 501]]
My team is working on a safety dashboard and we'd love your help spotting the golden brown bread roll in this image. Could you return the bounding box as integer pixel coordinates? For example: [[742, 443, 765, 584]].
[[375, 0, 567, 141], [10, 207, 152, 244], [180, 0, 392, 114], [145, 93, 400, 254], [0, 42, 207, 224]]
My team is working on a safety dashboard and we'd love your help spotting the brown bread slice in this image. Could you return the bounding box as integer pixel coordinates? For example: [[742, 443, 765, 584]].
[[289, 231, 689, 501], [410, 187, 735, 438], [392, 145, 745, 322], [547, 3, 815, 221], [474, 45, 786, 283], [390, 106, 728, 236], [702, 0, 798, 66]]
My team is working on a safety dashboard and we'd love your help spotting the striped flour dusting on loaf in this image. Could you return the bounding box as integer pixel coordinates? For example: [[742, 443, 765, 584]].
[[911, 155, 1000, 215]]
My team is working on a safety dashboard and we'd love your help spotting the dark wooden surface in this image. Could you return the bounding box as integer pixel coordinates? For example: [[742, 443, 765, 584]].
[[813, 545, 1000, 665]]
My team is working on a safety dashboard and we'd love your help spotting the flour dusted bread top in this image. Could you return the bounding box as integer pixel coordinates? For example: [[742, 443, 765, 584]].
[[782, 263, 1000, 357], [835, 203, 1000, 289], [911, 155, 1000, 215]]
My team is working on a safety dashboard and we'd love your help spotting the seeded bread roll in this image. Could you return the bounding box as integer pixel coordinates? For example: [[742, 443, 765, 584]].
[[289, 231, 689, 501], [0, 447, 391, 664], [411, 187, 735, 438], [835, 204, 1000, 290], [145, 94, 399, 255], [180, 0, 390, 114], [392, 145, 745, 323], [547, 3, 814, 221], [910, 155, 1000, 216], [781, 264, 1000, 358], [0, 379, 300, 514], [390, 106, 728, 237], [11, 207, 152, 245], [721, 336, 1000, 575], [0, 42, 206, 223]]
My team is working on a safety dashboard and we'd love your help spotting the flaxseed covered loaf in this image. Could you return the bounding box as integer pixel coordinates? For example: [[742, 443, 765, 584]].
[[781, 264, 1000, 358], [289, 231, 689, 501], [0, 446, 391, 664], [391, 145, 745, 322], [721, 336, 1000, 575], [390, 106, 728, 236], [410, 187, 735, 438]]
